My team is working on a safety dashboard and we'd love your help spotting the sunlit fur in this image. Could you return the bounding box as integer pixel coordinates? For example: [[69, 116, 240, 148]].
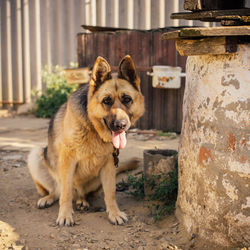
[[27, 55, 145, 226]]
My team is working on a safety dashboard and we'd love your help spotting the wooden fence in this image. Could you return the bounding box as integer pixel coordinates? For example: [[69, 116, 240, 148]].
[[77, 28, 187, 132]]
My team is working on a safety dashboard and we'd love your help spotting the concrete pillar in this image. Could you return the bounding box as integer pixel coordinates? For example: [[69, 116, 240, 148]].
[[177, 44, 250, 247]]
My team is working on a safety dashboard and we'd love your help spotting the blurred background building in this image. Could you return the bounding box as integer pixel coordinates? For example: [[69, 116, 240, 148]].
[[0, 0, 214, 106]]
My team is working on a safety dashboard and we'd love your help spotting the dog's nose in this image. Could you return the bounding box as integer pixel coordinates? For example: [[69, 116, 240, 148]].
[[112, 119, 127, 131]]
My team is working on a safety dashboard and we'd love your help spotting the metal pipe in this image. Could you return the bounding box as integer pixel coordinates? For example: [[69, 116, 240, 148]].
[[16, 0, 24, 103], [6, 0, 13, 106], [127, 0, 134, 29], [159, 0, 165, 28], [91, 0, 96, 26], [100, 0, 106, 27], [23, 0, 31, 103], [145, 0, 151, 30], [113, 0, 119, 27], [0, 2, 2, 108]]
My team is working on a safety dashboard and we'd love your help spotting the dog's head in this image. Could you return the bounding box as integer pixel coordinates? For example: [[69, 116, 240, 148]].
[[87, 55, 145, 148]]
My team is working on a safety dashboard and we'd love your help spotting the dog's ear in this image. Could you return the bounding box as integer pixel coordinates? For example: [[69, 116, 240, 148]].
[[90, 56, 112, 92], [118, 55, 140, 91]]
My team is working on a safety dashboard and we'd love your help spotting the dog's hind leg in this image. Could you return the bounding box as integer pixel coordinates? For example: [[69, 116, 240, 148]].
[[74, 178, 102, 211], [27, 147, 59, 208], [74, 185, 89, 210]]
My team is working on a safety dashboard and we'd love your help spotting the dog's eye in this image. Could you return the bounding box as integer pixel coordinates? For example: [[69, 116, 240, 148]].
[[122, 95, 132, 105], [102, 96, 113, 106]]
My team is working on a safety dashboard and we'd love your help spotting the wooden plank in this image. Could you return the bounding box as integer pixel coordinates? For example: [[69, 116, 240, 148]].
[[81, 24, 130, 32], [85, 33, 96, 68], [184, 0, 245, 11], [183, 0, 245, 11], [96, 32, 109, 59], [175, 37, 238, 56], [152, 31, 164, 130], [164, 39, 178, 132], [152, 30, 179, 132], [170, 9, 250, 22], [107, 31, 117, 67], [116, 31, 128, 65], [184, 0, 202, 11], [127, 30, 152, 129], [141, 31, 153, 130], [64, 67, 90, 84], [134, 31, 152, 129], [77, 34, 84, 66], [162, 26, 250, 40]]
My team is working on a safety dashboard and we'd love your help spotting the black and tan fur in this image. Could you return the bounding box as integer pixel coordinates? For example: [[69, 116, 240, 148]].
[[27, 56, 145, 226]]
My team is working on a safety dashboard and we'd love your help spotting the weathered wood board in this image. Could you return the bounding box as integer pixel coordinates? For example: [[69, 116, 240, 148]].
[[64, 67, 90, 84], [175, 37, 238, 56], [162, 26, 250, 40], [170, 9, 250, 22], [183, 0, 245, 11]]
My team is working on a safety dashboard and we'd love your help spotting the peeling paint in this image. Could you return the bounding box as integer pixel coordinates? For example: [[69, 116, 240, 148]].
[[221, 75, 240, 89], [222, 177, 239, 202], [199, 146, 213, 166], [177, 44, 250, 247], [241, 197, 250, 210], [229, 159, 250, 175], [228, 132, 236, 152]]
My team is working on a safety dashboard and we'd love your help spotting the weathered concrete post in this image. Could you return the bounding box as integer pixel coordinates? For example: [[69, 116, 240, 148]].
[[163, 27, 250, 247], [177, 44, 250, 247]]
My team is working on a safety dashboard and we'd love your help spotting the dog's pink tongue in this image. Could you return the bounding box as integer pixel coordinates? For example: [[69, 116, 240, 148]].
[[112, 131, 127, 149]]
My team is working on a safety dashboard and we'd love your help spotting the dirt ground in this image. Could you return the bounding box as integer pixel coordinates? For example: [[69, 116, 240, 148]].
[[0, 112, 227, 250]]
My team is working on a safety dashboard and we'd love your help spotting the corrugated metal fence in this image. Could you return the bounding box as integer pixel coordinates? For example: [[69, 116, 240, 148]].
[[0, 0, 213, 108]]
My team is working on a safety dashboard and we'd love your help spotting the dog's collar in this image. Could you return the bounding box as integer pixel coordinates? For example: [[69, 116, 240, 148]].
[[103, 118, 121, 168]]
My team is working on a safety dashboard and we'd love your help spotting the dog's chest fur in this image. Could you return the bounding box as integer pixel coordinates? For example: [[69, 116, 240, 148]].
[[72, 125, 113, 180]]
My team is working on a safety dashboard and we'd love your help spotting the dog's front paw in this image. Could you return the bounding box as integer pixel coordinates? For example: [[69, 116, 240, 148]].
[[107, 210, 128, 225], [56, 208, 74, 226]]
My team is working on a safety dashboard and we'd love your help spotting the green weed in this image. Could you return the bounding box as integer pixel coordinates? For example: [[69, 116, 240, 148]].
[[33, 65, 77, 118], [124, 161, 178, 222], [126, 174, 145, 199], [147, 169, 178, 222]]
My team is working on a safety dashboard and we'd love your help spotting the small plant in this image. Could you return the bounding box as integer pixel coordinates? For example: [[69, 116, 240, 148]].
[[147, 168, 178, 222], [123, 161, 178, 222], [33, 65, 77, 118], [126, 174, 145, 199]]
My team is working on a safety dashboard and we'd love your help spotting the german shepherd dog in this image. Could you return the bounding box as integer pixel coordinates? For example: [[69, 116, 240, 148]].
[[28, 56, 145, 226]]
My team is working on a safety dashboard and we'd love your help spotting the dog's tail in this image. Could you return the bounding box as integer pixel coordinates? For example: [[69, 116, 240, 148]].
[[27, 146, 44, 175], [116, 157, 141, 175], [27, 146, 49, 196]]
